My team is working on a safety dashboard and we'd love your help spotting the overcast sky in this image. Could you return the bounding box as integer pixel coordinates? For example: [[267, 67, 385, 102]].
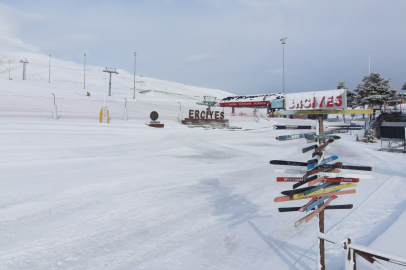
[[1, 0, 406, 95]]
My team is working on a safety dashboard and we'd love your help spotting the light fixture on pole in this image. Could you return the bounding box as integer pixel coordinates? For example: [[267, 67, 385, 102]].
[[133, 52, 137, 99], [280, 37, 287, 94], [20, 58, 29, 80], [49, 55, 51, 83], [177, 102, 182, 124], [84, 53, 86, 89], [103, 67, 119, 96]]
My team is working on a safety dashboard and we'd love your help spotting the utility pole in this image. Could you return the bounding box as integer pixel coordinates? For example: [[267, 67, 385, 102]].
[[103, 68, 118, 96], [49, 55, 51, 83], [280, 37, 287, 94], [8, 59, 10, 80], [84, 53, 86, 89], [133, 52, 137, 99], [20, 58, 29, 80]]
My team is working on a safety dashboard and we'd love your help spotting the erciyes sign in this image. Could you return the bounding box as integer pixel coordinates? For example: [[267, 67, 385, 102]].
[[286, 89, 347, 110]]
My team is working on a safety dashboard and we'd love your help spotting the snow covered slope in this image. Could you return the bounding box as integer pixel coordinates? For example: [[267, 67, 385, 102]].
[[0, 50, 405, 270]]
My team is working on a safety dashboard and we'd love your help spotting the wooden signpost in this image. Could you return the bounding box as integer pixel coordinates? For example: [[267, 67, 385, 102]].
[[271, 90, 374, 269]]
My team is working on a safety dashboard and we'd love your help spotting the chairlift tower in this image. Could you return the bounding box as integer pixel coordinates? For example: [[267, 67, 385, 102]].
[[20, 58, 29, 80], [196, 96, 219, 111], [103, 67, 119, 96]]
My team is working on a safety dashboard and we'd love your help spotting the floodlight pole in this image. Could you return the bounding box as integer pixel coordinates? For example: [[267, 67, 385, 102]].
[[103, 76, 107, 106], [49, 55, 51, 83], [103, 67, 119, 96], [20, 58, 29, 80], [133, 52, 137, 99], [84, 53, 86, 89], [280, 37, 287, 94], [369, 54, 371, 75]]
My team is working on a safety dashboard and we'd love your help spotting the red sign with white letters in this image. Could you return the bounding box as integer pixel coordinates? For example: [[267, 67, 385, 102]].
[[286, 90, 347, 110]]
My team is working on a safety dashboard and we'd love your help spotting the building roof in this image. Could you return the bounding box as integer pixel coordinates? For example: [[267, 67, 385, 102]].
[[381, 121, 406, 127]]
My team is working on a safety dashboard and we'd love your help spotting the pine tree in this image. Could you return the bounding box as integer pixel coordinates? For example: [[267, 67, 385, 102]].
[[399, 82, 406, 100], [337, 81, 358, 109], [353, 73, 397, 111]]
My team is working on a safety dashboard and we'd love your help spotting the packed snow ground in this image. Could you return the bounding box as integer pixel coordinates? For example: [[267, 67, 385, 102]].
[[1, 52, 406, 270]]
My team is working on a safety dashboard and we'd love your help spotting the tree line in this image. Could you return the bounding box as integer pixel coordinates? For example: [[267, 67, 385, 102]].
[[336, 73, 406, 111]]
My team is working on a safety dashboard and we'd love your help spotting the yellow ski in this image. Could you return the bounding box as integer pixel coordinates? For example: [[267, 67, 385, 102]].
[[293, 183, 357, 199]]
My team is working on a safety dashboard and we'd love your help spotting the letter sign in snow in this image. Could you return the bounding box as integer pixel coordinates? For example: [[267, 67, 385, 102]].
[[286, 89, 347, 111]]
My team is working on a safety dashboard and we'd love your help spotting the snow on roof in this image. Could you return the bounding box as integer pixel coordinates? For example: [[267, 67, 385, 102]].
[[381, 121, 406, 127], [221, 93, 285, 103]]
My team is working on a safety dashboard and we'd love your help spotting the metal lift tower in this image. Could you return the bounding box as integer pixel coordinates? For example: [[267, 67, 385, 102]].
[[20, 58, 29, 80], [103, 68, 119, 96]]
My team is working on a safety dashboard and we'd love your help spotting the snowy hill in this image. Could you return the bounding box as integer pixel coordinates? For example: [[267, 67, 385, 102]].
[[0, 51, 405, 269]]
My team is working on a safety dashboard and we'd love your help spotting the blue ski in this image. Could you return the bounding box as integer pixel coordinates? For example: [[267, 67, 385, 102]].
[[276, 133, 314, 141], [306, 197, 331, 212], [307, 156, 339, 170]]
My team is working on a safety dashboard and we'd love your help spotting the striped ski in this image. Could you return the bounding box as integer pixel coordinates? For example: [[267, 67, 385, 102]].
[[295, 196, 337, 227]]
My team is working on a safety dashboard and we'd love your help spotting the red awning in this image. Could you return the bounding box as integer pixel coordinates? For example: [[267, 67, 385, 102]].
[[220, 101, 269, 107]]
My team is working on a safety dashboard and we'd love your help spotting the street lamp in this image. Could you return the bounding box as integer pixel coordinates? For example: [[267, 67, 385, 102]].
[[280, 37, 287, 94], [133, 52, 137, 99], [177, 102, 182, 124], [49, 55, 51, 83], [84, 53, 86, 89]]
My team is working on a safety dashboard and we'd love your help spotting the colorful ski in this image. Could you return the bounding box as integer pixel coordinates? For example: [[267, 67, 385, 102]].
[[293, 175, 323, 189], [278, 204, 353, 212], [295, 162, 342, 188], [274, 189, 356, 202], [281, 184, 317, 196], [303, 182, 337, 196], [295, 196, 337, 227], [293, 183, 357, 199], [274, 167, 340, 175], [325, 130, 348, 134], [270, 160, 308, 166], [307, 156, 339, 170], [298, 198, 318, 212], [274, 168, 307, 174], [305, 196, 330, 212], [273, 125, 317, 130], [312, 139, 334, 158], [277, 176, 358, 183], [317, 172, 375, 179], [318, 164, 372, 171], [305, 134, 341, 140]]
